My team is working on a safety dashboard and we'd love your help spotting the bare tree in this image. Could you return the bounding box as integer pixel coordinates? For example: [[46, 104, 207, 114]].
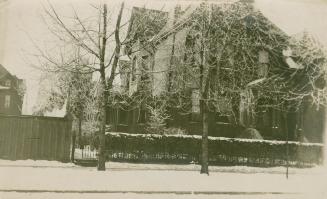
[[33, 51, 96, 161], [31, 2, 125, 170], [165, 1, 311, 174]]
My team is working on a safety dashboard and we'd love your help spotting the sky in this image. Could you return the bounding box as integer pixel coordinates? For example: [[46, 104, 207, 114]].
[[0, 0, 327, 115]]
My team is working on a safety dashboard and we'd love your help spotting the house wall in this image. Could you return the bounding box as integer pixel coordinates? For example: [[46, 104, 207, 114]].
[[152, 35, 174, 96], [303, 102, 325, 143], [0, 90, 22, 115], [128, 42, 141, 95], [0, 74, 23, 115], [152, 27, 189, 96], [109, 6, 325, 143]]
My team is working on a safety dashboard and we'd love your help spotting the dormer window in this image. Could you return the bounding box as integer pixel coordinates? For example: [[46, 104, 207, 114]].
[[5, 80, 11, 87], [258, 50, 269, 64]]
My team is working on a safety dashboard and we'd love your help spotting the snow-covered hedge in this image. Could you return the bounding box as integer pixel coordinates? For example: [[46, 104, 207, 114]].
[[105, 132, 323, 166]]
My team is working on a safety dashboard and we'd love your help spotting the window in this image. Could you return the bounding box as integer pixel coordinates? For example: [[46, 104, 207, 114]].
[[119, 60, 131, 92], [259, 50, 269, 64], [5, 80, 11, 87], [4, 95, 10, 108], [216, 97, 231, 114], [140, 55, 150, 82], [258, 64, 268, 77], [239, 89, 255, 126], [215, 97, 232, 123], [131, 57, 136, 81], [138, 109, 146, 123], [216, 114, 230, 123], [191, 89, 200, 113], [125, 73, 130, 92], [191, 89, 201, 122], [258, 50, 269, 77], [118, 109, 128, 125]]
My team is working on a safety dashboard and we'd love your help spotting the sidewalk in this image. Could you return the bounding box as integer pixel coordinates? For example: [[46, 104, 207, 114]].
[[0, 161, 326, 197], [0, 159, 323, 174]]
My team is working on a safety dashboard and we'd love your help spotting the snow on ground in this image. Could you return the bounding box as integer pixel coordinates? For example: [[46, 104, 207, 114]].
[[1, 192, 325, 199], [0, 159, 76, 168], [106, 162, 325, 175], [0, 159, 326, 198], [0, 159, 324, 175], [0, 165, 326, 194]]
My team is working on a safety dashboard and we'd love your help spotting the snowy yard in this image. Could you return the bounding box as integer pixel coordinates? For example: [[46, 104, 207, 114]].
[[1, 166, 325, 193], [0, 159, 326, 199]]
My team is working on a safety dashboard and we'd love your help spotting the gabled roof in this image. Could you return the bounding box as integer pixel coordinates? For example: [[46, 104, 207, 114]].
[[0, 64, 23, 84], [149, 0, 289, 47], [0, 64, 11, 79], [124, 7, 168, 48], [150, 5, 196, 44]]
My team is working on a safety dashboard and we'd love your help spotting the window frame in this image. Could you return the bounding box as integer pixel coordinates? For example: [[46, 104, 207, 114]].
[[5, 80, 11, 87], [4, 95, 11, 109]]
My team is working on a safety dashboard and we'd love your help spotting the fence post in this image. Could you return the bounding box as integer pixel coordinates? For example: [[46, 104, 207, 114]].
[[64, 113, 75, 162], [283, 112, 289, 179]]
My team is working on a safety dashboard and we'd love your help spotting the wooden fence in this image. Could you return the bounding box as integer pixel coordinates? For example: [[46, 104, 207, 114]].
[[0, 114, 72, 162]]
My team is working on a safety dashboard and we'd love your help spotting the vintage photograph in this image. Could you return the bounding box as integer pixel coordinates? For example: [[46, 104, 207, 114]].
[[0, 0, 327, 198]]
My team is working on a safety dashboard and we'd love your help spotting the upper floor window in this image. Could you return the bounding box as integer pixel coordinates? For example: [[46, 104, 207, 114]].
[[191, 89, 200, 113], [190, 89, 201, 122], [258, 50, 269, 64], [119, 60, 131, 93], [4, 95, 10, 108], [5, 80, 11, 87], [131, 57, 137, 81]]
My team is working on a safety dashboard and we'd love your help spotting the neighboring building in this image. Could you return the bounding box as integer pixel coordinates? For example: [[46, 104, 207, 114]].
[[0, 64, 25, 115], [107, 2, 325, 143]]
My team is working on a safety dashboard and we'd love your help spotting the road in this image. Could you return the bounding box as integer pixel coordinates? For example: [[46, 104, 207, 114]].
[[1, 191, 325, 199]]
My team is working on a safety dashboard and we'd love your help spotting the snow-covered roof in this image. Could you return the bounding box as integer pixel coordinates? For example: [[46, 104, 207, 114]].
[[246, 78, 266, 87], [282, 48, 304, 69], [285, 57, 304, 69], [0, 64, 10, 79], [120, 55, 130, 62]]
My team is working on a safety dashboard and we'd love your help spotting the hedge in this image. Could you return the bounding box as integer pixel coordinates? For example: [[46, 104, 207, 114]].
[[105, 132, 323, 167]]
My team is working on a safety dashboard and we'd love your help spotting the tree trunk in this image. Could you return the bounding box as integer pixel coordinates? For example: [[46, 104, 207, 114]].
[[97, 4, 108, 171], [66, 81, 75, 162], [97, 72, 108, 171], [200, 100, 209, 174], [78, 114, 82, 146], [70, 130, 76, 162], [284, 112, 289, 179], [97, 2, 124, 171]]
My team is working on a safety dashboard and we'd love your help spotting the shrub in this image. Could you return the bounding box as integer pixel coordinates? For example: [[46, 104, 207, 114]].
[[145, 105, 170, 134], [236, 128, 263, 140], [163, 127, 187, 135], [105, 132, 323, 166]]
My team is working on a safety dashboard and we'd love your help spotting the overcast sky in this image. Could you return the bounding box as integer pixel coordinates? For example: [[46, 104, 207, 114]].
[[0, 0, 327, 115]]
